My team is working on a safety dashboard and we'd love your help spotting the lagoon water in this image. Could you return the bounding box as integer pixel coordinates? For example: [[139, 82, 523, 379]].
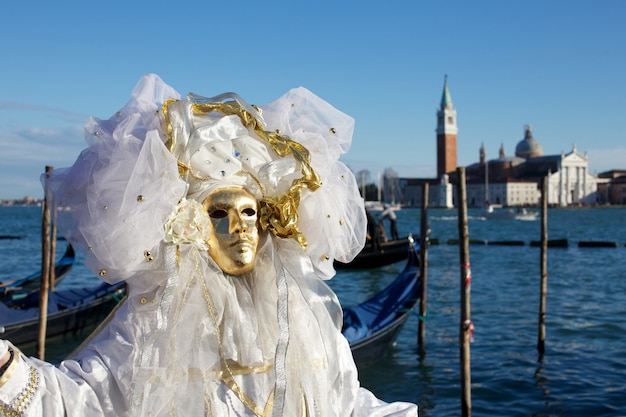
[[2, 205, 626, 416]]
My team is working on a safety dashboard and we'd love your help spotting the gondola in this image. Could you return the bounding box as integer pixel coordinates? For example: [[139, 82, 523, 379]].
[[334, 235, 415, 270], [0, 243, 76, 297], [343, 238, 421, 366], [0, 281, 126, 347]]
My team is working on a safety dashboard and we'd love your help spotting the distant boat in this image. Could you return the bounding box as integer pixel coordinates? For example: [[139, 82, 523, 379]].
[[0, 243, 75, 297], [343, 238, 421, 367], [482, 204, 538, 221]]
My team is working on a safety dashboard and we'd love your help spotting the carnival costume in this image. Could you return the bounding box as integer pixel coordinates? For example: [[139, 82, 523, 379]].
[[0, 74, 417, 416]]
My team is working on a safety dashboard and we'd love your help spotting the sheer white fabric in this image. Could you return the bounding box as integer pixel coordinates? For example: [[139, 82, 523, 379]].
[[0, 74, 417, 416]]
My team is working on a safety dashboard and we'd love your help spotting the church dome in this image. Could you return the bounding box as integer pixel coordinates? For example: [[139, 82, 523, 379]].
[[515, 125, 543, 159]]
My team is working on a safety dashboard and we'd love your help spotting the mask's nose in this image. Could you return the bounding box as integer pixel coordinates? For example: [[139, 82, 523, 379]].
[[228, 211, 249, 234]]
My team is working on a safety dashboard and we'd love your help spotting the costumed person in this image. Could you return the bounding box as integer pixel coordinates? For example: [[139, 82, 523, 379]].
[[0, 74, 417, 416], [380, 204, 399, 240]]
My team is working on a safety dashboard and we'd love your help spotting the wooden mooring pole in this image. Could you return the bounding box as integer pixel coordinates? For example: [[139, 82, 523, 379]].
[[456, 167, 472, 417], [37, 165, 54, 360], [49, 223, 57, 292], [537, 176, 549, 357], [418, 183, 429, 347]]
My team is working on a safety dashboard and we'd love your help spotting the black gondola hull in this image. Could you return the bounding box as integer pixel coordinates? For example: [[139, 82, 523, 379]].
[[1, 282, 126, 347], [334, 236, 414, 270]]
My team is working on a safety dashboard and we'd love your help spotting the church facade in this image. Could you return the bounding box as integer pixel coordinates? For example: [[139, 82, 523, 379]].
[[464, 126, 599, 207]]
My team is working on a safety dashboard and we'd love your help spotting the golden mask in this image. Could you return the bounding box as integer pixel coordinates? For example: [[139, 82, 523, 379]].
[[203, 187, 259, 276]]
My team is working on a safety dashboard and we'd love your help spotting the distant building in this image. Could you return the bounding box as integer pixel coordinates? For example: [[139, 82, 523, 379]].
[[399, 78, 601, 208], [596, 170, 626, 205], [436, 75, 458, 179], [400, 76, 456, 208], [0, 196, 42, 206], [465, 126, 599, 206]]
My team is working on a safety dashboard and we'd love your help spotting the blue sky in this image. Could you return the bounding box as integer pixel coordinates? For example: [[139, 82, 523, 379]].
[[1, 1, 625, 199]]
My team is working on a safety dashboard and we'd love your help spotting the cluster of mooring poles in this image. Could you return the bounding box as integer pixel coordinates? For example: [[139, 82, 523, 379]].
[[417, 168, 550, 417], [33, 164, 553, 413]]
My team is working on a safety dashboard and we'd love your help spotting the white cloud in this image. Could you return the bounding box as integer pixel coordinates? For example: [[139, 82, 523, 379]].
[[0, 126, 84, 162], [0, 101, 88, 124], [0, 104, 89, 199]]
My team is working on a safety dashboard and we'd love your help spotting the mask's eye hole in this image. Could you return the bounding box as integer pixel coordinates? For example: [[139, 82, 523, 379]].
[[209, 209, 228, 219], [242, 208, 256, 217]]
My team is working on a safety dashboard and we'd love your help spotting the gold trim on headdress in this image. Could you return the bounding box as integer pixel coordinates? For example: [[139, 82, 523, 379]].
[[162, 99, 322, 248]]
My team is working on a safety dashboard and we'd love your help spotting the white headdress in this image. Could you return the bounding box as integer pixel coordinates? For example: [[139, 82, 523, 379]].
[[49, 74, 365, 282]]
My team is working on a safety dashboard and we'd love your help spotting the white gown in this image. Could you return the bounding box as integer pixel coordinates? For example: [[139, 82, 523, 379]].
[[0, 74, 417, 417]]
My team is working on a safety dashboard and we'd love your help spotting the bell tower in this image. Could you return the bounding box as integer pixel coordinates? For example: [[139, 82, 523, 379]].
[[436, 75, 458, 179]]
